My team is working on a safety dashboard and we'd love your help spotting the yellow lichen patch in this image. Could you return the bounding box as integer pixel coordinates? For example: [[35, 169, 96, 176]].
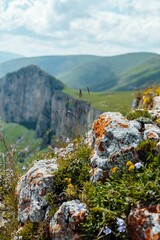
[[93, 114, 111, 140]]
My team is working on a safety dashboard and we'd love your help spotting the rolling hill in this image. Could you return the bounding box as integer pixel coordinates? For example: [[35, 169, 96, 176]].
[[0, 52, 159, 91], [58, 52, 158, 91], [114, 55, 160, 90], [0, 51, 24, 64], [0, 55, 99, 78]]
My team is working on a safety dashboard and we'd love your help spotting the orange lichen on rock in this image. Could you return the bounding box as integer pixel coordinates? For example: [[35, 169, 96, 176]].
[[39, 188, 46, 196], [148, 132, 157, 139], [128, 205, 160, 240], [54, 224, 60, 232], [145, 228, 160, 240], [93, 114, 111, 140], [117, 122, 129, 128], [148, 205, 160, 213], [98, 142, 105, 152]]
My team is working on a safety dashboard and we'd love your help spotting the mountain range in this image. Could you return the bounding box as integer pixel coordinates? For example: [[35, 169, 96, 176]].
[[0, 51, 24, 64], [0, 52, 159, 91]]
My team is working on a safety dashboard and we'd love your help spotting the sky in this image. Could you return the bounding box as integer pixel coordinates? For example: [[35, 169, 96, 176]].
[[0, 0, 160, 57]]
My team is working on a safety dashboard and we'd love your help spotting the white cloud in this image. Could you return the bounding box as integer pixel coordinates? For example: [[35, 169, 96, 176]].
[[0, 0, 160, 56]]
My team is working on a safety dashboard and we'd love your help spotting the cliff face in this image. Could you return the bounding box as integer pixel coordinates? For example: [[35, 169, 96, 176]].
[[0, 65, 98, 140]]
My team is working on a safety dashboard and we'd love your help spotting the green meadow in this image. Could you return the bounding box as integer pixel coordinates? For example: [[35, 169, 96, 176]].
[[64, 87, 134, 115], [0, 122, 41, 170]]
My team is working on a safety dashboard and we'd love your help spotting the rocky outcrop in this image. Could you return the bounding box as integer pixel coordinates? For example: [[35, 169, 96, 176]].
[[128, 204, 160, 240], [90, 112, 142, 181], [16, 159, 58, 223], [90, 111, 160, 181], [49, 200, 87, 240], [0, 65, 99, 140], [12, 84, 160, 239]]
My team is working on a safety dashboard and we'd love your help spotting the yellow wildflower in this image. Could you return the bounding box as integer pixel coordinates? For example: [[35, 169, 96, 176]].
[[155, 87, 160, 96], [64, 177, 71, 183], [68, 183, 74, 188], [128, 165, 135, 171], [143, 88, 154, 95], [66, 188, 75, 197], [143, 96, 150, 104], [111, 166, 118, 173], [126, 161, 133, 166], [156, 118, 160, 125], [66, 183, 76, 196]]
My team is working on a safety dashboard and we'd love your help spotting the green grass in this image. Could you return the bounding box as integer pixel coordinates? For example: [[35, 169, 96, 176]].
[[0, 122, 41, 171], [117, 55, 160, 90], [64, 88, 134, 114]]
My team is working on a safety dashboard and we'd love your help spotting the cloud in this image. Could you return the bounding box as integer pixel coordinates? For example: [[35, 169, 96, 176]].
[[0, 0, 160, 56]]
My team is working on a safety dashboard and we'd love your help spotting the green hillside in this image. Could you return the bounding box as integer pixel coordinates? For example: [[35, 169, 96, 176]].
[[0, 52, 158, 91], [0, 55, 99, 78], [0, 122, 41, 171], [113, 55, 160, 90], [59, 52, 157, 91], [63, 88, 134, 114], [59, 60, 117, 91]]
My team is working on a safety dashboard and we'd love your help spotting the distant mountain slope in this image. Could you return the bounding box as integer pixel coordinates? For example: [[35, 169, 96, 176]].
[[58, 52, 157, 91], [113, 55, 160, 90], [0, 52, 158, 91], [0, 51, 24, 64], [0, 55, 99, 78]]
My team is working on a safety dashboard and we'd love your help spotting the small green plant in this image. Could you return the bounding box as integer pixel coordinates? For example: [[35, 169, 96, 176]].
[[47, 142, 91, 216], [126, 109, 152, 120], [136, 139, 158, 163], [0, 133, 19, 240], [18, 222, 38, 240]]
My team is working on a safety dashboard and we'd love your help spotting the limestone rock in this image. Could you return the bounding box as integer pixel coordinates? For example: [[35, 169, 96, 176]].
[[128, 204, 160, 240], [149, 109, 160, 119], [84, 130, 94, 147], [16, 159, 58, 223], [152, 96, 160, 110], [54, 142, 75, 158], [144, 124, 160, 141], [91, 112, 142, 181], [49, 200, 87, 240]]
